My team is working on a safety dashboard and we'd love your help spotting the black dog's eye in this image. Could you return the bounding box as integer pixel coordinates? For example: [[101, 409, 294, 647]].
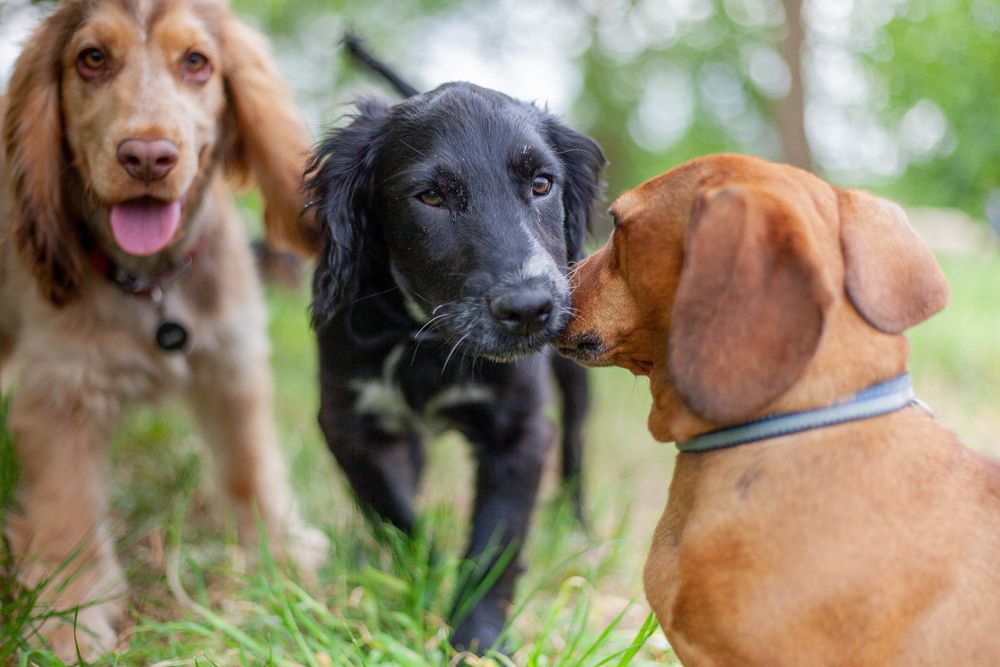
[[417, 190, 445, 207], [531, 175, 553, 197]]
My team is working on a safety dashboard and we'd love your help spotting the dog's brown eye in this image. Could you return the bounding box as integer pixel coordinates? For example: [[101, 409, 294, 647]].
[[182, 51, 211, 82], [417, 190, 444, 207], [77, 48, 108, 78], [531, 175, 553, 197]]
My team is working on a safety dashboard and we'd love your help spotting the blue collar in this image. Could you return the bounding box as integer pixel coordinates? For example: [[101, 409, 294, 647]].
[[677, 373, 924, 454]]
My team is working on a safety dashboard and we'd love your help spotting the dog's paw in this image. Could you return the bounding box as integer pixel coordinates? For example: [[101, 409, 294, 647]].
[[451, 602, 508, 657], [36, 596, 125, 664], [285, 521, 329, 579], [12, 544, 128, 664]]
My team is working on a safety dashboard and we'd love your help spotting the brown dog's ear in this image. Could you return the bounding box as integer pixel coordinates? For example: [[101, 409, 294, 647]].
[[221, 13, 319, 256], [668, 186, 835, 424], [3, 4, 87, 306], [840, 190, 950, 333]]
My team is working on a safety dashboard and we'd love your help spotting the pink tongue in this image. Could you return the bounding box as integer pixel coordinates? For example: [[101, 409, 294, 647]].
[[110, 199, 181, 256]]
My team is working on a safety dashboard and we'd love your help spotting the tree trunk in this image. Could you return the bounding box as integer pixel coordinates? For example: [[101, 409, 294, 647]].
[[778, 0, 813, 171]]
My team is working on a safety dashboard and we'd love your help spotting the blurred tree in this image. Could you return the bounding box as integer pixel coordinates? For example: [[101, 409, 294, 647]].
[[229, 0, 813, 207], [778, 0, 811, 170], [227, 0, 471, 128], [862, 0, 1000, 217], [2, 0, 995, 221], [571, 0, 793, 200]]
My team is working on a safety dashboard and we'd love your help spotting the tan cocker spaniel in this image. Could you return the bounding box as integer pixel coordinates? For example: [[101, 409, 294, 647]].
[[1, 0, 326, 659]]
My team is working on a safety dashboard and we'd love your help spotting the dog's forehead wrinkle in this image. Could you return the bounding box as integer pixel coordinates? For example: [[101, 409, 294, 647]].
[[394, 99, 551, 172], [74, 9, 138, 49], [148, 0, 221, 35], [101, 0, 141, 24], [142, 0, 167, 32]]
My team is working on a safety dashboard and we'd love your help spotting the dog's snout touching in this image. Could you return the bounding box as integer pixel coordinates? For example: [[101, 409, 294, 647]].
[[116, 138, 179, 182], [490, 288, 554, 336], [560, 331, 605, 359]]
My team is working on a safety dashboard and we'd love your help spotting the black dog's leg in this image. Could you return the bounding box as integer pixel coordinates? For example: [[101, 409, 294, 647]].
[[551, 353, 589, 521], [318, 406, 423, 533], [450, 411, 553, 653]]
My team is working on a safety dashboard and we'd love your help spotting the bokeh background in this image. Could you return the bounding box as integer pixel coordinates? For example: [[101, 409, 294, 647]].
[[6, 0, 996, 221], [1, 0, 999, 664]]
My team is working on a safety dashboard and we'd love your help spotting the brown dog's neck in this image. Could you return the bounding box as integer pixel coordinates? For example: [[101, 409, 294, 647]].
[[649, 326, 912, 446]]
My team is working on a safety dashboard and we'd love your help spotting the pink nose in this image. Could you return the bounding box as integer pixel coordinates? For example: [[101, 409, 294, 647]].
[[116, 138, 179, 182]]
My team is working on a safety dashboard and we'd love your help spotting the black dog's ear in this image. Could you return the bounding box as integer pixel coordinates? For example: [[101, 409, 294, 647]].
[[545, 119, 605, 263], [305, 98, 391, 326]]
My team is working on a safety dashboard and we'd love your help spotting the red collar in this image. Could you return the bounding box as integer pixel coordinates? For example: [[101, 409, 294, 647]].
[[88, 242, 198, 300]]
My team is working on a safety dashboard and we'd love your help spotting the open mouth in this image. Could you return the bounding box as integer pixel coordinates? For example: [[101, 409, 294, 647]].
[[109, 196, 182, 256]]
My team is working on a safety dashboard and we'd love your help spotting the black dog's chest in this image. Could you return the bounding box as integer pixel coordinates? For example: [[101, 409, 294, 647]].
[[317, 291, 550, 448], [348, 341, 502, 438]]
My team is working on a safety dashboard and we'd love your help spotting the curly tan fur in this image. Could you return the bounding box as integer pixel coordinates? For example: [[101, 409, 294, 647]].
[[1, 1, 325, 660]]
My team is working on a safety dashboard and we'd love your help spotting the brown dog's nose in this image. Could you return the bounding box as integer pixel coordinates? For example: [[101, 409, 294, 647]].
[[116, 138, 179, 182]]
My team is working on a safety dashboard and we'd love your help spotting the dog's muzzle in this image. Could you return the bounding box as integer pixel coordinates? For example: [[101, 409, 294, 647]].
[[489, 286, 554, 337], [555, 331, 606, 363]]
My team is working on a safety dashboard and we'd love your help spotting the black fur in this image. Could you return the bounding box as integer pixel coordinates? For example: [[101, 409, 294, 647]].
[[307, 56, 603, 653]]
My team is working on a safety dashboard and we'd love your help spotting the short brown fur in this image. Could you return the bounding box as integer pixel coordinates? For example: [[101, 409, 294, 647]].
[[559, 154, 1000, 666], [1, 0, 324, 660]]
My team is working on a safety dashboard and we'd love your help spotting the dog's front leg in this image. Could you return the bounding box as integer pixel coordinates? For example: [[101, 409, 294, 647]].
[[451, 410, 553, 654], [187, 343, 327, 577], [318, 404, 424, 534], [5, 377, 127, 661], [551, 353, 589, 520]]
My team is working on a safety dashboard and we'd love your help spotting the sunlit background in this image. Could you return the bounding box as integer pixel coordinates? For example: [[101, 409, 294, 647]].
[[1, 0, 999, 663], [4, 0, 998, 223]]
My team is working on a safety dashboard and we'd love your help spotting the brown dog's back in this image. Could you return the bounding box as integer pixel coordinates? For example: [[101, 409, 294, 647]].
[[647, 413, 1000, 666]]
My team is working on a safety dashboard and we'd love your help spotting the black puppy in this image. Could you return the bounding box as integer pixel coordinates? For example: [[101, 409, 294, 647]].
[[306, 43, 603, 651]]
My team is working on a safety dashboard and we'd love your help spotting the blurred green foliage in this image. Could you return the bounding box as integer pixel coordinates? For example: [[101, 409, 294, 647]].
[[222, 0, 998, 223], [572, 0, 790, 199], [865, 0, 1000, 216], [3, 0, 995, 217]]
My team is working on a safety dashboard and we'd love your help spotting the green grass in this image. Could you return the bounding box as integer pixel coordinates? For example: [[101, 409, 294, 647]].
[[1, 244, 997, 666], [0, 285, 672, 666], [908, 252, 1000, 455]]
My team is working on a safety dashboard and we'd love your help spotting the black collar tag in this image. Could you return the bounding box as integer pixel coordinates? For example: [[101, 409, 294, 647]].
[[155, 320, 189, 352], [151, 286, 189, 353]]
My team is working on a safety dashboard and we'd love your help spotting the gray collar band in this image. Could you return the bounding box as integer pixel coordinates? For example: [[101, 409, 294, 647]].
[[677, 373, 919, 454]]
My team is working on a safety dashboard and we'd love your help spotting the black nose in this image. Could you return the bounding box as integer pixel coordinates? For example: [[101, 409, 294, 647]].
[[490, 288, 554, 336]]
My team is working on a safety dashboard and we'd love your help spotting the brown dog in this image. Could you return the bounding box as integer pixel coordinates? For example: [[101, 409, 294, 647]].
[[1, 0, 324, 659], [559, 154, 1000, 666]]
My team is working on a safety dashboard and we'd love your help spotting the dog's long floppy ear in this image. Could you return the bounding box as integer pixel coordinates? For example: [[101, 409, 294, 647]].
[[220, 12, 319, 256], [840, 190, 949, 333], [544, 119, 605, 263], [3, 3, 87, 306], [668, 186, 835, 424], [305, 99, 391, 326]]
